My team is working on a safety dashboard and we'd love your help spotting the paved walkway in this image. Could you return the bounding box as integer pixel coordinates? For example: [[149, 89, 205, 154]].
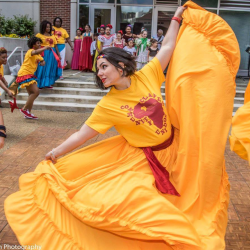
[[0, 108, 249, 249]]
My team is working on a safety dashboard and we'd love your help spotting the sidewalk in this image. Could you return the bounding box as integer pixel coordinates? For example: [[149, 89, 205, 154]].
[[0, 108, 249, 249]]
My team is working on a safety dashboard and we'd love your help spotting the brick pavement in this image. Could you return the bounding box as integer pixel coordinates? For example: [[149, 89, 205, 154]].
[[0, 108, 249, 249]]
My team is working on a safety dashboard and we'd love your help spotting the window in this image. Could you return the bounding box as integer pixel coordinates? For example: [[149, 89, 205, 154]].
[[79, 5, 89, 28], [219, 10, 250, 70], [181, 0, 218, 8], [117, 0, 153, 4], [116, 6, 153, 37], [92, 0, 114, 3]]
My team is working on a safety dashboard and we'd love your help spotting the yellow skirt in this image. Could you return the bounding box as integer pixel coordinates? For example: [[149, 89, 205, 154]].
[[229, 80, 250, 164], [4, 1, 240, 250]]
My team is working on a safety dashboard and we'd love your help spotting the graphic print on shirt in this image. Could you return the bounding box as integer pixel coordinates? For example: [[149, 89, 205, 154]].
[[55, 31, 62, 39], [46, 38, 54, 46], [120, 93, 168, 135]]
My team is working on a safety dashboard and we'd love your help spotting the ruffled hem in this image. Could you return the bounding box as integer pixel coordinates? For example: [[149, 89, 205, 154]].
[[16, 74, 36, 83], [19, 80, 37, 88]]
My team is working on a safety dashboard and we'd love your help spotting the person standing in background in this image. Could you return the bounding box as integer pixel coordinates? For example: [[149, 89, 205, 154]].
[[79, 24, 93, 72], [123, 25, 137, 45], [71, 28, 83, 70], [35, 20, 61, 88], [98, 24, 116, 51], [148, 38, 159, 62], [90, 33, 99, 66], [153, 29, 164, 50], [53, 17, 74, 79], [92, 25, 105, 72]]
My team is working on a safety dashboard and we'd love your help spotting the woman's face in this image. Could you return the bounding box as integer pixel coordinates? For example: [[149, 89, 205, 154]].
[[76, 30, 82, 36], [97, 58, 123, 88], [126, 27, 131, 34], [142, 31, 147, 38], [105, 27, 111, 35], [46, 23, 51, 33], [85, 25, 90, 32], [100, 28, 105, 35], [55, 19, 61, 28], [0, 53, 7, 65]]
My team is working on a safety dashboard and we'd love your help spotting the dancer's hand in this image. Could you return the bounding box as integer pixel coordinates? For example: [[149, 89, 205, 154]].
[[45, 46, 50, 50], [59, 55, 62, 60], [40, 60, 46, 66], [174, 6, 186, 19], [45, 149, 58, 164], [7, 90, 14, 98]]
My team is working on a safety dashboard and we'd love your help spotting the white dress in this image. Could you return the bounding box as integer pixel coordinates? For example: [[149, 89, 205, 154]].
[[123, 46, 136, 56], [136, 39, 149, 70], [98, 34, 116, 49]]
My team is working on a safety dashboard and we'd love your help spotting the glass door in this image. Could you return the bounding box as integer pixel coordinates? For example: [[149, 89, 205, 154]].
[[90, 5, 115, 34], [152, 6, 176, 37]]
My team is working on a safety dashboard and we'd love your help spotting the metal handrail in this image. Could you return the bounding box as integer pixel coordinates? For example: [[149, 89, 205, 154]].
[[7, 46, 23, 64]]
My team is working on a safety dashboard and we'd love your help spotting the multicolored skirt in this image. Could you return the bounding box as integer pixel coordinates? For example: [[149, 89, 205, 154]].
[[16, 75, 37, 89], [35, 48, 60, 88]]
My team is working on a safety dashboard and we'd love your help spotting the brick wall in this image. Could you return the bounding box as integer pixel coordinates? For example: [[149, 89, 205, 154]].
[[40, 0, 71, 34]]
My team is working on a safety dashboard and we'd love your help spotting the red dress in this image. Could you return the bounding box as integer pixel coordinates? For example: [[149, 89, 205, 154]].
[[79, 33, 93, 71]]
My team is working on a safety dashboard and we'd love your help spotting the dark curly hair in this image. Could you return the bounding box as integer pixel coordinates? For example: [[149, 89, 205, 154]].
[[95, 47, 136, 90], [27, 36, 43, 49], [0, 47, 7, 56], [53, 17, 62, 27], [40, 20, 52, 35]]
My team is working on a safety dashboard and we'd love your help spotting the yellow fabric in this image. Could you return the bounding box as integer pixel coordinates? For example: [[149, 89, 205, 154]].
[[53, 27, 69, 44], [4, 1, 240, 250], [18, 49, 43, 77], [19, 80, 37, 88], [92, 40, 101, 72], [36, 33, 57, 47], [86, 57, 171, 147], [244, 80, 250, 104], [0, 64, 3, 79], [229, 80, 250, 164]]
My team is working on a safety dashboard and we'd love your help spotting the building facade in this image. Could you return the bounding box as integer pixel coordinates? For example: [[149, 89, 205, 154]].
[[0, 0, 249, 73]]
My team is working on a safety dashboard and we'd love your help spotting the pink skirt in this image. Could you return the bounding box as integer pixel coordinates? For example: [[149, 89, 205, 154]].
[[71, 39, 81, 70]]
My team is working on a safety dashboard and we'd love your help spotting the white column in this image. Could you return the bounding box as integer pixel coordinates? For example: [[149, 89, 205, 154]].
[[71, 0, 78, 40]]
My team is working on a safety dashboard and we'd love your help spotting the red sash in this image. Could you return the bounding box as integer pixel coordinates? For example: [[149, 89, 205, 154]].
[[141, 126, 180, 196]]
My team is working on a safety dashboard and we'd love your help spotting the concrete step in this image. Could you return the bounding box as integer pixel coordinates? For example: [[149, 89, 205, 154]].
[[14, 93, 103, 104], [1, 99, 96, 112], [20, 87, 109, 96]]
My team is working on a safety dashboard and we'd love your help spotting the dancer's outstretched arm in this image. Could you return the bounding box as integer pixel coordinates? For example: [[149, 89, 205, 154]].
[[156, 6, 186, 70], [45, 124, 98, 162]]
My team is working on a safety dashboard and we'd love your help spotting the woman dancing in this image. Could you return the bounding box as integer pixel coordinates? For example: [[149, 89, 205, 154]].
[[71, 28, 83, 70], [4, 2, 240, 249]]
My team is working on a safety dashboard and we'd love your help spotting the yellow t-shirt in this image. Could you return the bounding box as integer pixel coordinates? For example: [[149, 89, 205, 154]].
[[18, 49, 44, 77], [53, 27, 69, 44], [0, 64, 4, 79], [36, 33, 57, 47], [86, 57, 172, 147]]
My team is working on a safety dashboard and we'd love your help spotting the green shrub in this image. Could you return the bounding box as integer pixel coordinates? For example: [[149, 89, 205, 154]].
[[12, 15, 37, 37], [0, 15, 14, 35]]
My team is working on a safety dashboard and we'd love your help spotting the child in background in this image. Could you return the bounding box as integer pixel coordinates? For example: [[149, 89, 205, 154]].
[[71, 28, 83, 70], [123, 38, 136, 58], [135, 30, 150, 70], [90, 33, 99, 65], [148, 38, 159, 62], [14, 37, 48, 119], [112, 31, 125, 49]]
